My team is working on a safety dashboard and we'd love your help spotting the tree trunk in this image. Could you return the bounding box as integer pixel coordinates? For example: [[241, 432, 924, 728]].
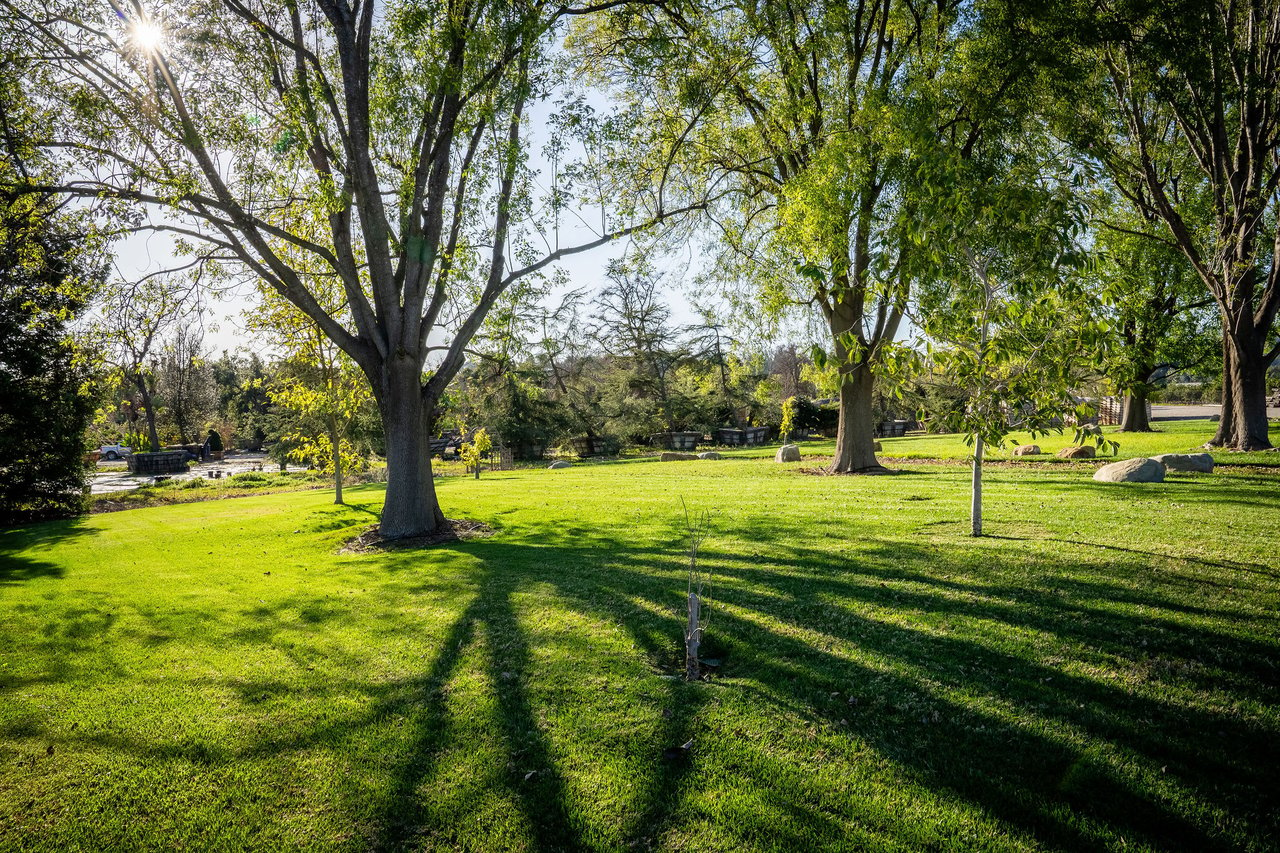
[[827, 364, 884, 473], [1227, 330, 1273, 450], [685, 592, 702, 682], [134, 374, 161, 452], [329, 414, 344, 505], [375, 359, 445, 538], [1212, 327, 1236, 446], [970, 436, 983, 537], [1119, 388, 1152, 432], [1211, 322, 1273, 450]]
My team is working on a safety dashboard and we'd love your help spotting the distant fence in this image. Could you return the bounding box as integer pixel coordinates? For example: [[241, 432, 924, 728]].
[[1096, 396, 1152, 426]]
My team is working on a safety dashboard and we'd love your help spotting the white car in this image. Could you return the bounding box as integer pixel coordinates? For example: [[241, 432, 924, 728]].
[[99, 444, 133, 460]]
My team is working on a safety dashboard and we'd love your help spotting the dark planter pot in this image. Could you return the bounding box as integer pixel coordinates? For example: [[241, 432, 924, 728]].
[[128, 451, 190, 475], [571, 436, 610, 457], [878, 420, 909, 438], [650, 431, 702, 451], [715, 428, 746, 446], [513, 442, 545, 460]]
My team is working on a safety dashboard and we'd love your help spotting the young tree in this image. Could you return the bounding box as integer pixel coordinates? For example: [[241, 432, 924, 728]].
[[3, 0, 708, 537], [251, 293, 371, 505], [913, 130, 1100, 536]]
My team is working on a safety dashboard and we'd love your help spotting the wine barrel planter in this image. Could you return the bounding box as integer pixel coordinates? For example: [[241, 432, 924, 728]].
[[570, 436, 610, 457], [128, 451, 190, 475], [650, 431, 702, 451]]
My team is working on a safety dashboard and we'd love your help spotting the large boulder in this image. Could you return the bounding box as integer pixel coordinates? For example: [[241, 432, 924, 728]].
[[1057, 445, 1096, 459], [1012, 444, 1041, 456], [697, 451, 722, 460], [660, 452, 698, 461], [1093, 457, 1166, 483], [1150, 452, 1214, 473], [547, 461, 572, 470], [775, 444, 801, 463]]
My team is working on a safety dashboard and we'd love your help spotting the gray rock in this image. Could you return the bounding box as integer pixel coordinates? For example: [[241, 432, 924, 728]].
[[660, 452, 698, 461], [775, 444, 801, 463], [1012, 444, 1041, 456], [873, 440, 882, 452], [1208, 414, 1221, 422], [697, 451, 722, 460], [1093, 457, 1166, 483], [1057, 445, 1096, 459], [1150, 452, 1214, 473], [547, 461, 572, 469]]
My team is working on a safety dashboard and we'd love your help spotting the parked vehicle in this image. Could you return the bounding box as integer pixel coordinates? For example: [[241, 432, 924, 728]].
[[98, 444, 133, 460]]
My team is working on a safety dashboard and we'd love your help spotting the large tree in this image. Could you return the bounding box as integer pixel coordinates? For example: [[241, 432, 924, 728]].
[[0, 195, 103, 523], [2, 0, 707, 537], [574, 1, 1059, 472], [1059, 0, 1280, 449], [1090, 196, 1217, 432]]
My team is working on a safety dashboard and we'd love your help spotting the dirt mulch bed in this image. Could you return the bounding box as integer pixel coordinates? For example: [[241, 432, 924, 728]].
[[340, 519, 494, 553]]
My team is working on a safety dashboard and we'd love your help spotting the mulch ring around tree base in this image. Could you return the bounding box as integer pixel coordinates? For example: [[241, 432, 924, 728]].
[[340, 519, 494, 553]]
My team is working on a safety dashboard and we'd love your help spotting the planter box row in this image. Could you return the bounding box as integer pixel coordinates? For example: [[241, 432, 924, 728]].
[[650, 431, 702, 451], [715, 427, 770, 446]]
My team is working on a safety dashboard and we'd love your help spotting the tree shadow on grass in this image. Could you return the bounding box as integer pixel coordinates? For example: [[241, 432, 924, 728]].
[[434, 520, 1278, 851], [10, 510, 1279, 851], [0, 516, 94, 585]]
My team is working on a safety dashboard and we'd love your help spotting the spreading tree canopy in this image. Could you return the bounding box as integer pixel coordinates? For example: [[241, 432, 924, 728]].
[[1, 0, 708, 537]]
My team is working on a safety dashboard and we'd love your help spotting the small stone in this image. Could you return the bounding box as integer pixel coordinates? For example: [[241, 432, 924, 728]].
[[697, 451, 722, 460], [547, 461, 572, 469], [1094, 457, 1166, 483], [1208, 414, 1221, 422], [873, 441, 882, 451], [1150, 452, 1214, 473], [1057, 445, 1096, 459], [1012, 444, 1041, 456], [660, 452, 698, 461], [775, 444, 801, 463]]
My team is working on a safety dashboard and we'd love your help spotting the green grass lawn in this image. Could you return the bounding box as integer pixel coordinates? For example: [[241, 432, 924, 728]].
[[3, 431, 1278, 851], [724, 418, 1280, 466]]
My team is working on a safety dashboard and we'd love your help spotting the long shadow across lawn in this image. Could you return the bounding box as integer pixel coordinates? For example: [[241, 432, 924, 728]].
[[9, 503, 1278, 850], [402, 518, 1279, 851]]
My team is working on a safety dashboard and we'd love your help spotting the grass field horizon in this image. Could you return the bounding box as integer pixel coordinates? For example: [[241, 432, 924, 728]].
[[3, 420, 1278, 850]]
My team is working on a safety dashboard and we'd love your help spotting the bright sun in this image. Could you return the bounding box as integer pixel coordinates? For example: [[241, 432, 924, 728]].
[[130, 20, 165, 53]]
